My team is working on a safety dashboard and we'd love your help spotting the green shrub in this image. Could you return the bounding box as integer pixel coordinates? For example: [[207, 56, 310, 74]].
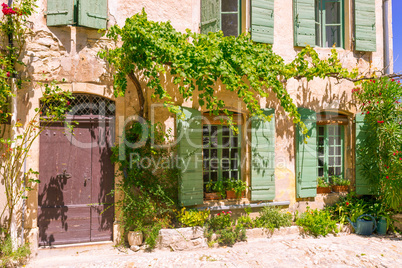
[[177, 208, 210, 227], [206, 211, 233, 231], [296, 207, 338, 237], [0, 237, 31, 267], [254, 206, 292, 230]]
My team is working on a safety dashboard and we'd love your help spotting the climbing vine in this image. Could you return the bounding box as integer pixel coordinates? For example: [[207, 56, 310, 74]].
[[99, 10, 357, 131]]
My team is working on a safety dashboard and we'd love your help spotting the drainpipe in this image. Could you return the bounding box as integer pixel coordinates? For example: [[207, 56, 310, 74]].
[[383, 0, 390, 74]]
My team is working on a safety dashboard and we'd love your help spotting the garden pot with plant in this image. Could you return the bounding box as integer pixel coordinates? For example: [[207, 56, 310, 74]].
[[204, 181, 223, 200], [226, 178, 247, 199], [331, 176, 350, 192], [127, 231, 143, 246], [317, 177, 331, 194]]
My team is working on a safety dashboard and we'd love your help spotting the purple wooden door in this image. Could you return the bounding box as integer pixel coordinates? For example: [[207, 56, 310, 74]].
[[38, 119, 114, 246]]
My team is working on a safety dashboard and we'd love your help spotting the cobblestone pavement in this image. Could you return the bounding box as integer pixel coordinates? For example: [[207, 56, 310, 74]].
[[27, 234, 402, 268]]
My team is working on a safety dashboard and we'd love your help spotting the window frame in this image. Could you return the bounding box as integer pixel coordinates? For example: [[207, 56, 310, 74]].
[[317, 124, 345, 180], [220, 0, 242, 37], [315, 0, 344, 48], [202, 123, 242, 193]]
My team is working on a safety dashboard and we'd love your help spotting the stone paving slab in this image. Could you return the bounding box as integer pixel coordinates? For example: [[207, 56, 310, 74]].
[[27, 234, 402, 268]]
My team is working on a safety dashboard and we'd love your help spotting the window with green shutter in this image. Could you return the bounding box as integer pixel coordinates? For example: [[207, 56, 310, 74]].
[[294, 0, 344, 48], [250, 108, 276, 201], [202, 125, 241, 191], [296, 108, 317, 198], [251, 0, 274, 44], [47, 0, 107, 29], [317, 125, 344, 179], [315, 0, 344, 48], [201, 0, 241, 37], [354, 0, 376, 52]]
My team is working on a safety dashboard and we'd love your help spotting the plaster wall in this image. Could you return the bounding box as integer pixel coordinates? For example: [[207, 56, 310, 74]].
[[1, 0, 392, 249]]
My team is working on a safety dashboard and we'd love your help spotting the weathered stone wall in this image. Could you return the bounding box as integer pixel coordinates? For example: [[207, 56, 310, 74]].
[[6, 0, 392, 250]]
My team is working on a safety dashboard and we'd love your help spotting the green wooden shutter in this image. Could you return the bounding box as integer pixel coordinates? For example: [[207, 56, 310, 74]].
[[355, 0, 376, 52], [251, 109, 276, 201], [296, 108, 317, 198], [293, 0, 315, 47], [46, 0, 75, 26], [251, 0, 274, 44], [355, 114, 374, 195], [177, 107, 204, 206], [78, 0, 108, 29], [200, 0, 220, 34]]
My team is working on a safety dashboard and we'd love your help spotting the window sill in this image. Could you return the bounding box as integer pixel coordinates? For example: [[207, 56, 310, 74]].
[[196, 200, 290, 211]]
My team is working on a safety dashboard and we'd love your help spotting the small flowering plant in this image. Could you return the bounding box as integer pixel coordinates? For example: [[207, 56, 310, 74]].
[[352, 77, 402, 210], [207, 211, 233, 231]]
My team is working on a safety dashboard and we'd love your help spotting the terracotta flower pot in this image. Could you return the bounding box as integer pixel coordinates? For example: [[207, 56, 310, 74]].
[[204, 192, 221, 200], [226, 190, 244, 199], [317, 186, 332, 194], [332, 185, 348, 193], [127, 231, 143, 246]]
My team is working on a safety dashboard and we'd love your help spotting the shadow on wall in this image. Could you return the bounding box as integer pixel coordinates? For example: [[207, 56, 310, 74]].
[[37, 175, 68, 246]]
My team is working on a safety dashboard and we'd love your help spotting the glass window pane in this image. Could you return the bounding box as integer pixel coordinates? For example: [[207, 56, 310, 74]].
[[328, 167, 334, 176], [222, 136, 230, 147], [222, 171, 230, 179], [318, 157, 324, 167], [328, 137, 334, 145], [231, 149, 238, 158], [211, 126, 218, 136], [336, 147, 341, 155], [328, 126, 334, 135], [231, 137, 238, 147], [222, 14, 238, 37], [318, 146, 324, 155], [318, 168, 324, 177], [335, 126, 341, 135], [222, 126, 230, 136], [231, 171, 238, 180], [329, 157, 334, 165], [211, 149, 218, 158], [222, 149, 229, 158], [336, 157, 341, 165], [318, 126, 324, 136], [222, 159, 230, 170], [203, 160, 209, 170], [335, 167, 342, 175], [319, 137, 325, 146], [203, 136, 210, 145], [329, 146, 334, 155], [325, 25, 341, 47], [231, 159, 238, 169], [336, 136, 342, 145], [211, 172, 218, 181], [203, 149, 209, 158], [211, 136, 218, 147], [203, 173, 209, 183], [210, 159, 219, 170], [325, 2, 340, 24], [203, 126, 209, 134], [222, 0, 238, 12]]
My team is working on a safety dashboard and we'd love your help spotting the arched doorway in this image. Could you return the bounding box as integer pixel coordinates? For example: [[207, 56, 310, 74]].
[[38, 94, 115, 246]]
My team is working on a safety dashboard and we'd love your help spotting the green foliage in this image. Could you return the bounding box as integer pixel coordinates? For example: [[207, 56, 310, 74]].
[[111, 121, 179, 249], [212, 180, 226, 199], [0, 236, 31, 267], [254, 206, 292, 230], [236, 207, 255, 229], [296, 207, 339, 237], [317, 177, 330, 187], [331, 175, 351, 186], [353, 77, 402, 210], [0, 82, 73, 236], [177, 208, 210, 227], [0, 0, 37, 124], [326, 192, 395, 229], [100, 10, 356, 132], [206, 211, 233, 232], [227, 178, 247, 197]]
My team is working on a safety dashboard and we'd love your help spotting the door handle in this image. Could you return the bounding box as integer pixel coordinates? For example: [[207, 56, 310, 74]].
[[57, 170, 72, 179]]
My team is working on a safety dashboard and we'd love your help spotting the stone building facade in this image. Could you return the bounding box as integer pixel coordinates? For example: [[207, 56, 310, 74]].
[[0, 0, 393, 251]]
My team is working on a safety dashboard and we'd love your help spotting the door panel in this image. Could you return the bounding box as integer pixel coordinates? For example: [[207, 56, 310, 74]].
[[38, 120, 114, 246]]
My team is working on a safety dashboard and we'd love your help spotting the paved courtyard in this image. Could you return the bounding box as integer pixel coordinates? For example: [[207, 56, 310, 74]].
[[27, 233, 402, 268]]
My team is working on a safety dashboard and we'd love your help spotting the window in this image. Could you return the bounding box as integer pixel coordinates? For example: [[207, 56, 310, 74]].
[[221, 0, 241, 37], [47, 0, 107, 29], [202, 125, 241, 192], [315, 0, 344, 47], [317, 125, 344, 178], [200, 0, 241, 37]]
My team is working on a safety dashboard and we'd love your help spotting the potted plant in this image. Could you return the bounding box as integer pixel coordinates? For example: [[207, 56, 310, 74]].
[[226, 178, 247, 199], [331, 175, 350, 192], [204, 181, 221, 200], [317, 177, 331, 194], [213, 180, 226, 199]]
